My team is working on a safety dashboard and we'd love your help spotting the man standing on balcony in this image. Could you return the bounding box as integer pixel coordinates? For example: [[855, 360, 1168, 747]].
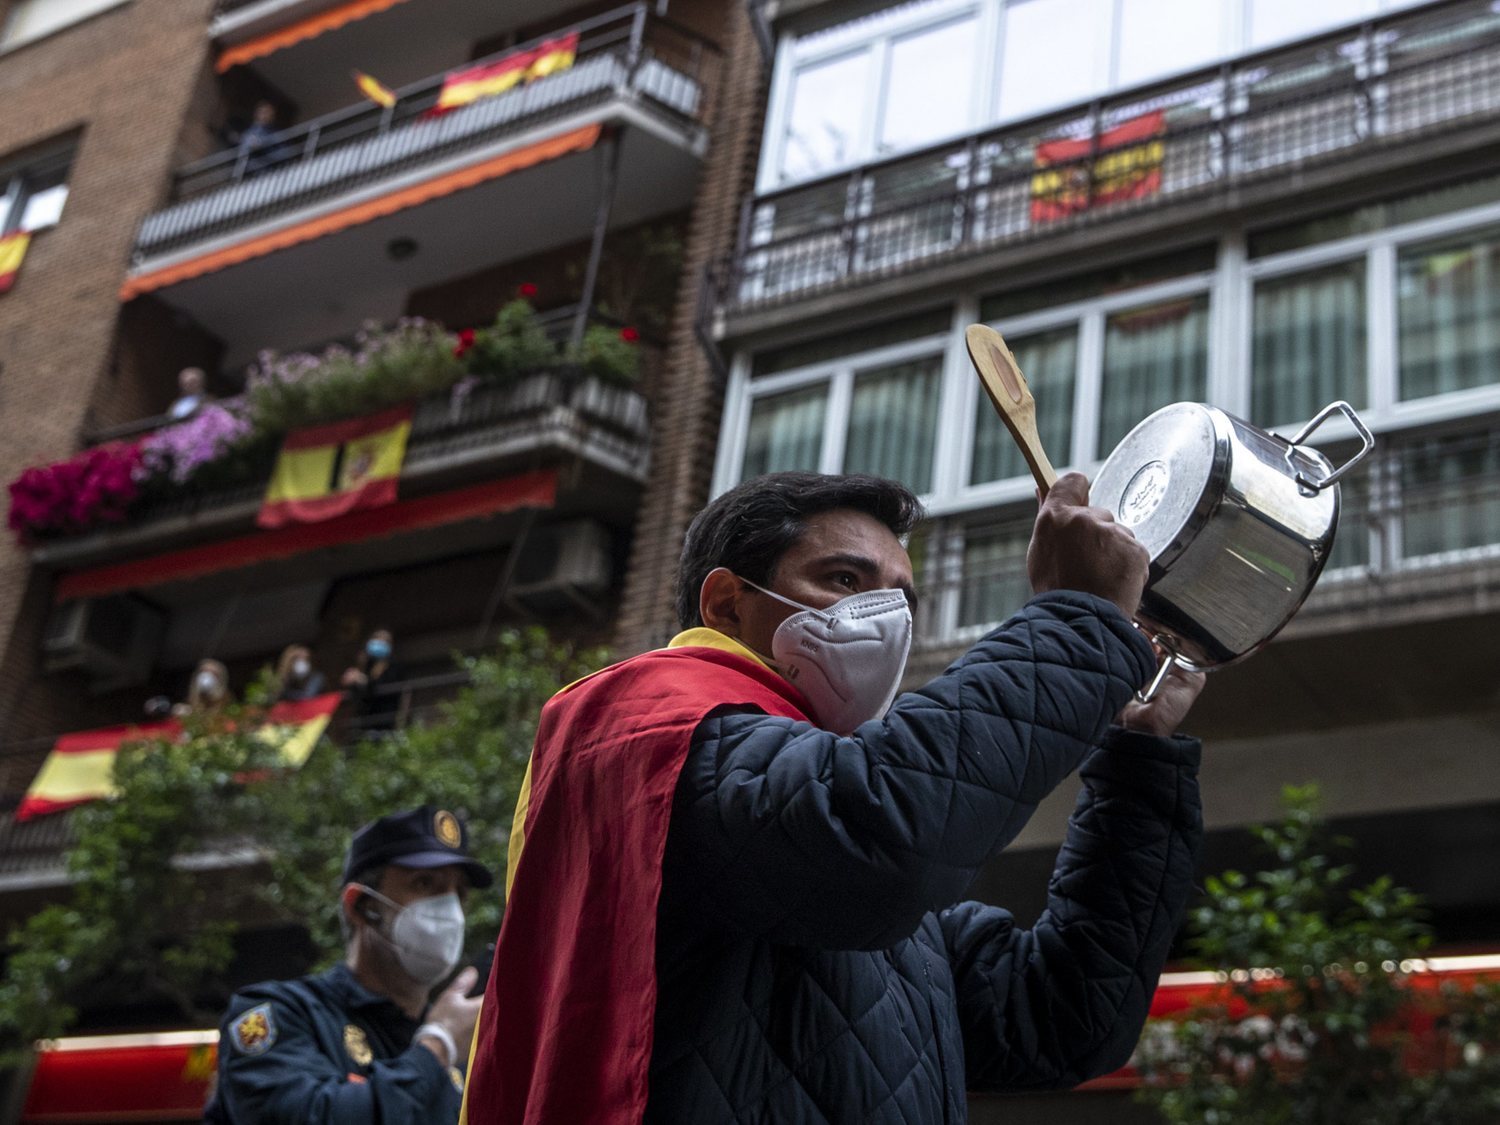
[[205, 806, 491, 1124], [463, 470, 1206, 1123]]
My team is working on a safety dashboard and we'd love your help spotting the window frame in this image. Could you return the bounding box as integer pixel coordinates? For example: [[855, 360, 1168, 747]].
[[0, 147, 73, 238]]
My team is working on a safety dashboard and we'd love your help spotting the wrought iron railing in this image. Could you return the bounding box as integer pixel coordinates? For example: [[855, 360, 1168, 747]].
[[911, 420, 1500, 650], [135, 4, 718, 260], [720, 0, 1500, 315]]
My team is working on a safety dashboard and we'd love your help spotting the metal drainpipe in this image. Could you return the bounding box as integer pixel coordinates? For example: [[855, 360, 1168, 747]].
[[570, 125, 625, 349]]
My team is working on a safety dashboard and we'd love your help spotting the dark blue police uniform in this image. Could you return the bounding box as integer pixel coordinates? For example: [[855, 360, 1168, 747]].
[[204, 961, 463, 1123]]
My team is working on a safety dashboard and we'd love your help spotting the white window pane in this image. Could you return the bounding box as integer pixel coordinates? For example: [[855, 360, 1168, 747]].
[[1398, 232, 1500, 400], [743, 385, 828, 478], [999, 0, 1110, 121], [20, 183, 67, 230], [779, 51, 871, 184], [1118, 0, 1224, 87], [1250, 0, 1370, 49], [844, 356, 943, 493], [3, 0, 127, 45], [879, 17, 977, 156], [1098, 294, 1209, 457]]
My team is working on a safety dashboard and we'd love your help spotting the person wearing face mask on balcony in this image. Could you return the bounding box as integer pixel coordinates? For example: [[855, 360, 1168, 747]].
[[204, 806, 492, 1124], [341, 628, 400, 732], [275, 644, 327, 703], [173, 658, 232, 719], [463, 470, 1207, 1124]]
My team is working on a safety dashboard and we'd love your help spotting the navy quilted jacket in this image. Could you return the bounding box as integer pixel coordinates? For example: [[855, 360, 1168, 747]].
[[645, 591, 1203, 1123]]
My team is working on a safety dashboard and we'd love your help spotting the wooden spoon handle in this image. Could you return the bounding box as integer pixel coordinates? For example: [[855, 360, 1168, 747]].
[[964, 324, 1058, 498]]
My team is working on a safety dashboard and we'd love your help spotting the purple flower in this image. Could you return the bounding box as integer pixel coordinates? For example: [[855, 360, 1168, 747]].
[[139, 404, 252, 485]]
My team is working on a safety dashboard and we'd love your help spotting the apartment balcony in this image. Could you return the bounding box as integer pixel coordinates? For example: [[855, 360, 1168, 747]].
[[26, 368, 650, 603], [126, 4, 717, 366], [907, 421, 1500, 680], [713, 0, 1500, 339]]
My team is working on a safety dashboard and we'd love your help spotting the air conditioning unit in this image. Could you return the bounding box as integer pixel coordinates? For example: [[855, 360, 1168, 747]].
[[508, 519, 613, 615], [43, 595, 164, 691]]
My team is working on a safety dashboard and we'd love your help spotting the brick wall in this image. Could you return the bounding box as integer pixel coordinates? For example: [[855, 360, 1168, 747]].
[[613, 2, 766, 655], [0, 0, 218, 751]]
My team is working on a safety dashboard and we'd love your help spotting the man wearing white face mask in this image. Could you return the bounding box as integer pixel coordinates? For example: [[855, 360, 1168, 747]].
[[465, 470, 1207, 1124], [206, 806, 493, 1124]]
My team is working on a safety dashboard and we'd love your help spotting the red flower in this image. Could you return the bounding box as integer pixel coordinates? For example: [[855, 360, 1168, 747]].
[[453, 328, 476, 359], [518, 282, 539, 299], [619, 326, 640, 343]]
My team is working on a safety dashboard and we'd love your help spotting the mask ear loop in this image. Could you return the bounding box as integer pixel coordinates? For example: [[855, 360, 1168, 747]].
[[738, 577, 836, 625]]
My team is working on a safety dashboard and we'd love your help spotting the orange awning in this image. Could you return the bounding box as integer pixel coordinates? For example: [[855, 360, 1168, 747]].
[[120, 125, 601, 300], [216, 0, 414, 73]]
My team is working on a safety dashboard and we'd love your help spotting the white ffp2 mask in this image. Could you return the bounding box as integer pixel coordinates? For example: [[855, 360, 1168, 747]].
[[740, 578, 912, 735], [361, 888, 465, 986]]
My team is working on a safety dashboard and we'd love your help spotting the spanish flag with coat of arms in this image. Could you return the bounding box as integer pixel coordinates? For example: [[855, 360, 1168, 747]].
[[258, 404, 412, 529]]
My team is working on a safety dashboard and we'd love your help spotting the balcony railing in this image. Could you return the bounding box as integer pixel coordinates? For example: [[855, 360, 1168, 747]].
[[134, 4, 718, 261], [911, 421, 1500, 652], [719, 0, 1500, 316]]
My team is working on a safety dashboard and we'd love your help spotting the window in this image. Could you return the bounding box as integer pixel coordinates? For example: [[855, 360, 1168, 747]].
[[845, 356, 944, 491], [2, 0, 128, 48], [1398, 231, 1500, 401], [1117, 0, 1226, 87], [0, 148, 72, 236], [1249, 0, 1371, 49], [1098, 294, 1209, 456], [957, 520, 1032, 631], [998, 0, 1109, 120], [742, 385, 827, 478], [1252, 261, 1367, 427], [778, 50, 871, 183], [970, 326, 1076, 484], [879, 16, 979, 156], [1399, 430, 1500, 559]]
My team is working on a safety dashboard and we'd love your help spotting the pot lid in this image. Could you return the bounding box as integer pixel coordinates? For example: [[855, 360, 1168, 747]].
[[1090, 402, 1225, 563]]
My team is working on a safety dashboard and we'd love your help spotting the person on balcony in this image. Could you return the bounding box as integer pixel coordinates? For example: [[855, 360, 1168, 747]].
[[174, 658, 232, 719], [276, 644, 327, 703], [167, 366, 210, 420], [237, 100, 288, 177], [203, 806, 492, 1124], [462, 470, 1206, 1123], [342, 629, 400, 731]]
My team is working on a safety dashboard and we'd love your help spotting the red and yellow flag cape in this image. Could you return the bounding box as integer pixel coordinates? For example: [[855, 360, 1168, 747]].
[[462, 631, 811, 1123]]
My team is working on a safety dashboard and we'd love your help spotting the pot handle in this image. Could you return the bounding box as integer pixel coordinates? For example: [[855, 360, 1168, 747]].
[[1134, 631, 1191, 704], [1287, 400, 1375, 494]]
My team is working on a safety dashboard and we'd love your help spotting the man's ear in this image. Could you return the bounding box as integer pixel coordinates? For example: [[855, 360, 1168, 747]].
[[341, 884, 374, 928], [699, 567, 747, 637]]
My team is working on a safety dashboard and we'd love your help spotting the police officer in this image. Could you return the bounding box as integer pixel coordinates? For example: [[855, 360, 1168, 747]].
[[205, 806, 493, 1123]]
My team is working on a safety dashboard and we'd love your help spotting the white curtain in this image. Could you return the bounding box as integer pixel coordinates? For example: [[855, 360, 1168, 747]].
[[970, 327, 1077, 484], [1398, 235, 1500, 400], [1252, 261, 1366, 428], [844, 356, 943, 492], [958, 522, 1032, 630], [742, 384, 827, 479], [1400, 431, 1500, 559], [1098, 295, 1209, 457]]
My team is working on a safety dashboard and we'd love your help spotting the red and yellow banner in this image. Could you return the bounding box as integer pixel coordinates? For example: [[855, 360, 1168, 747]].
[[15, 693, 343, 821], [0, 230, 32, 294], [1030, 109, 1166, 224], [433, 31, 579, 113], [353, 69, 396, 109], [258, 404, 411, 529]]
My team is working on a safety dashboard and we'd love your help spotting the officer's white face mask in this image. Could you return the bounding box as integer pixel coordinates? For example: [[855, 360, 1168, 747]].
[[359, 887, 465, 986], [737, 577, 912, 735]]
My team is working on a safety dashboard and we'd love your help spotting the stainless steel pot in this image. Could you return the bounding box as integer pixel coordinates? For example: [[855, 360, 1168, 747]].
[[1089, 400, 1374, 699]]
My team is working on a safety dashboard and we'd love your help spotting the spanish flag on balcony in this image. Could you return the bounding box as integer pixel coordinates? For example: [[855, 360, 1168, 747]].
[[1030, 109, 1166, 224], [0, 230, 31, 294], [433, 31, 579, 114], [14, 693, 343, 821], [258, 404, 412, 529]]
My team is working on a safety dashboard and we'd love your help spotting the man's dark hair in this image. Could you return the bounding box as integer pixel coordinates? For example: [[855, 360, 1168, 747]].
[[674, 472, 924, 630]]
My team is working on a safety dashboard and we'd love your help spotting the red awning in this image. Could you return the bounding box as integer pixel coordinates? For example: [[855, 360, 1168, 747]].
[[55, 471, 557, 603]]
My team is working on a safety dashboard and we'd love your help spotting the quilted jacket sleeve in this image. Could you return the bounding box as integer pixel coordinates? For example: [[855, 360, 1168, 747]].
[[941, 728, 1203, 1090], [667, 591, 1157, 950]]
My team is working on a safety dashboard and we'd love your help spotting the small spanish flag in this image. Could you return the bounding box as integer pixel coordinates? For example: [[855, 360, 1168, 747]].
[[353, 69, 396, 109], [15, 693, 343, 821], [0, 230, 31, 295], [434, 31, 579, 113], [258, 404, 412, 529]]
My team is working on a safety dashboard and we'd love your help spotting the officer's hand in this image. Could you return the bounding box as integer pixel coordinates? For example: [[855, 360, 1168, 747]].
[[1026, 472, 1150, 618], [1117, 663, 1206, 737], [424, 967, 481, 1065]]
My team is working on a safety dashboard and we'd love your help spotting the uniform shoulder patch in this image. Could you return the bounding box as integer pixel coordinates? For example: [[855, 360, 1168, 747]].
[[231, 1003, 277, 1056], [447, 1065, 465, 1093]]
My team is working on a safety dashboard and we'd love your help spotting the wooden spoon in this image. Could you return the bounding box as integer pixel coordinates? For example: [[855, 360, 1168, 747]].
[[965, 323, 1058, 499]]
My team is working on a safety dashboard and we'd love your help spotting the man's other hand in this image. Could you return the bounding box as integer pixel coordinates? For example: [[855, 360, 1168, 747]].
[[1027, 472, 1150, 617], [1117, 664, 1206, 737], [424, 966, 481, 1065]]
